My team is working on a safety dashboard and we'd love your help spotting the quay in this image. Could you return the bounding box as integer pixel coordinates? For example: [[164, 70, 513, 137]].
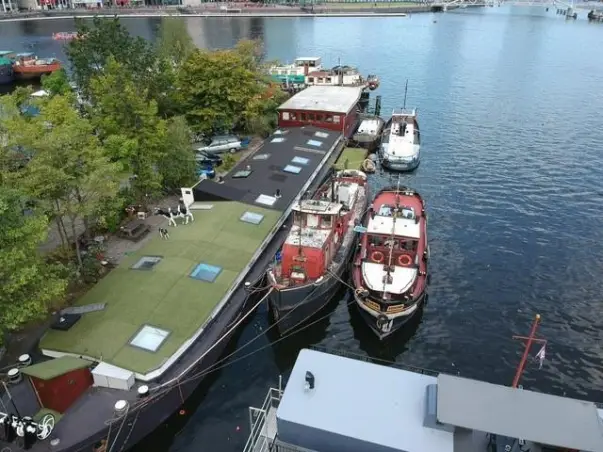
[[0, 86, 366, 452]]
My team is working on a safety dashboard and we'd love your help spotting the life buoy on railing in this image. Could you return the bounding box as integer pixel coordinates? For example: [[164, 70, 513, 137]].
[[371, 251, 384, 263], [398, 254, 412, 266]]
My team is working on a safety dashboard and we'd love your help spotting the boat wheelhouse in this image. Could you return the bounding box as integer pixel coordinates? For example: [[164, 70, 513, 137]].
[[306, 65, 380, 91], [351, 114, 385, 151], [278, 85, 365, 137], [269, 57, 322, 86], [352, 186, 429, 339], [380, 108, 421, 172], [1, 126, 345, 452], [267, 169, 368, 334]]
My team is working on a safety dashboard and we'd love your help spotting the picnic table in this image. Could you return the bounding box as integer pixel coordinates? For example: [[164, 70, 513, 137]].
[[118, 219, 150, 242]]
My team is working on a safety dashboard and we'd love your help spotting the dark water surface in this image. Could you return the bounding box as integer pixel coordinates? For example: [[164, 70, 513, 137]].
[[2, 8, 603, 451]]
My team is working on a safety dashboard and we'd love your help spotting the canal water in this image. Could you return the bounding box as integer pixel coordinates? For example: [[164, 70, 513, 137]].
[[2, 7, 603, 451]]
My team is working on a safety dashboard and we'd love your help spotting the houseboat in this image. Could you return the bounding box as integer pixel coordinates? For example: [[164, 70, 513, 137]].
[[351, 185, 429, 339], [243, 316, 603, 452], [351, 114, 385, 151], [12, 53, 61, 81], [380, 108, 421, 172], [267, 169, 368, 334], [0, 126, 348, 451], [278, 85, 366, 138]]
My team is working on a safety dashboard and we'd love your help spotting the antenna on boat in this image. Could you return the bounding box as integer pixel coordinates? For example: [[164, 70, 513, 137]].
[[402, 79, 409, 110], [511, 314, 547, 388]]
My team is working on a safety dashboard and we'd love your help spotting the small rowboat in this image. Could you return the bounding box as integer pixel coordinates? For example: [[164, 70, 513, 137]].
[[52, 32, 79, 41]]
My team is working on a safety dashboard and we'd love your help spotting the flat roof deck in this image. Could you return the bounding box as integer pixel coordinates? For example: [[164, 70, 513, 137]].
[[278, 86, 364, 114], [40, 201, 281, 375], [277, 349, 454, 452]]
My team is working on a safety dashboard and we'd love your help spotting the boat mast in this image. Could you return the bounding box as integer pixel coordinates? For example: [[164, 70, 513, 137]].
[[382, 177, 400, 293], [402, 79, 408, 110], [511, 313, 546, 388]]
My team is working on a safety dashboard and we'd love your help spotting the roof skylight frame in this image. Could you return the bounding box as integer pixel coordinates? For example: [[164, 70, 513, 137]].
[[271, 137, 286, 143], [307, 139, 323, 147], [131, 256, 163, 271], [292, 156, 310, 165], [232, 170, 253, 179], [255, 194, 278, 207], [315, 131, 329, 138], [240, 211, 265, 225], [252, 153, 271, 161], [283, 165, 302, 174], [190, 263, 223, 283], [129, 324, 171, 353]]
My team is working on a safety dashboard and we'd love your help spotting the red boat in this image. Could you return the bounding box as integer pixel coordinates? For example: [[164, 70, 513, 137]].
[[12, 53, 61, 81], [351, 185, 429, 339], [267, 169, 369, 334], [52, 32, 79, 41]]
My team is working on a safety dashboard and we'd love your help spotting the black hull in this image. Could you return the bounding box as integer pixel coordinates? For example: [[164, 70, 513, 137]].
[[268, 271, 342, 335], [355, 292, 427, 340]]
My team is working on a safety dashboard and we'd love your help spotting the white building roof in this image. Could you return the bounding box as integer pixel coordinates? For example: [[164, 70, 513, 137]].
[[437, 374, 603, 452], [277, 349, 454, 452], [367, 215, 421, 239], [278, 86, 364, 114]]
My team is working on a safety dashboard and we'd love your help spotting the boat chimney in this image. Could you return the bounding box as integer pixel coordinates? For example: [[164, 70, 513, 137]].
[[304, 371, 315, 391], [304, 63, 309, 76], [274, 189, 282, 199]]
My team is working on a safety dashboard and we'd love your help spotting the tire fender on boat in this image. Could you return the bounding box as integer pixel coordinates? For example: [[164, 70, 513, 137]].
[[376, 314, 390, 332]]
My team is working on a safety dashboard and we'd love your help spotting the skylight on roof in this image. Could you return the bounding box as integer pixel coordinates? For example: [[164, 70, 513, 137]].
[[292, 156, 310, 165], [253, 153, 270, 160], [232, 170, 252, 178], [283, 165, 302, 174], [271, 137, 285, 143], [315, 131, 329, 138], [129, 325, 170, 352], [274, 129, 287, 135], [240, 212, 264, 225], [190, 263, 222, 283], [131, 256, 162, 271], [256, 194, 277, 207], [307, 139, 323, 147]]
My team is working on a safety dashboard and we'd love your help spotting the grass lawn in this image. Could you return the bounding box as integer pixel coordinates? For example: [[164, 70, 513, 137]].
[[40, 201, 281, 375], [334, 147, 368, 170]]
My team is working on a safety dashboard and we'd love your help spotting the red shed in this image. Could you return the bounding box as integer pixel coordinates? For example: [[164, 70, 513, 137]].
[[21, 356, 93, 414], [278, 86, 364, 137]]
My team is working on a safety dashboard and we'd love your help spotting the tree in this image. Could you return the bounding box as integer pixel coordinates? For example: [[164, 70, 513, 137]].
[[88, 58, 166, 202], [159, 116, 197, 192], [66, 17, 156, 98], [0, 186, 67, 346], [1, 94, 121, 269], [156, 17, 195, 67], [41, 69, 73, 97]]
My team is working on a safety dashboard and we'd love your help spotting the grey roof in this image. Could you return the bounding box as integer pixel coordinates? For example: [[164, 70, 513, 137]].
[[277, 349, 454, 452], [278, 86, 364, 114], [437, 374, 603, 452], [193, 127, 342, 212]]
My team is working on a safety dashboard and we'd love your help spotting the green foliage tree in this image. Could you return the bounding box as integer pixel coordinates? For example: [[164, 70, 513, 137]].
[[176, 41, 284, 136], [156, 17, 195, 67], [66, 17, 156, 97], [88, 58, 166, 202], [41, 69, 73, 97], [159, 116, 197, 192], [1, 94, 121, 269], [0, 187, 67, 346]]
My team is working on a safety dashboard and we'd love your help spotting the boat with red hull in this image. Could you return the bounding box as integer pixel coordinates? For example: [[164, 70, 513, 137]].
[[268, 169, 368, 334], [351, 186, 429, 339], [12, 53, 61, 81]]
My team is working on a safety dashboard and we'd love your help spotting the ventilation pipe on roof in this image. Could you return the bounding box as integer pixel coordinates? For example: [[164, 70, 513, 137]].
[[18, 354, 31, 367], [304, 371, 315, 391], [7, 368, 21, 385]]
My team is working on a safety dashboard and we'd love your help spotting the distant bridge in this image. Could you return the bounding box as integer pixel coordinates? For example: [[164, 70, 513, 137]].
[[435, 0, 582, 14]]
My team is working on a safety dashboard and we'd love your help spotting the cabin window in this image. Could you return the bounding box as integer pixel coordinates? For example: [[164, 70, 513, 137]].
[[240, 212, 264, 225], [316, 115, 323, 122], [301, 113, 307, 121], [190, 263, 223, 283], [326, 77, 332, 83], [321, 215, 333, 228], [282, 112, 290, 120], [130, 325, 170, 352], [333, 115, 341, 124], [131, 256, 162, 271], [309, 113, 315, 121], [293, 211, 304, 226], [307, 214, 319, 227], [290, 112, 297, 121], [308, 77, 314, 83], [325, 115, 334, 123], [318, 78, 324, 83]]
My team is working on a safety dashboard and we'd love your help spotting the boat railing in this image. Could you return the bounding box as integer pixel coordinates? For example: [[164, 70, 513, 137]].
[[243, 384, 283, 452], [392, 108, 417, 117], [309, 345, 439, 377]]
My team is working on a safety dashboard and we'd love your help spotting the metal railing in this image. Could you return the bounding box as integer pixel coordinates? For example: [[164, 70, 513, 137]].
[[243, 380, 283, 452]]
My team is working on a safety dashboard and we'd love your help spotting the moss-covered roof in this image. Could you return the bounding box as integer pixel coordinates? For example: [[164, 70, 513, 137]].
[[40, 201, 280, 375], [21, 357, 92, 381]]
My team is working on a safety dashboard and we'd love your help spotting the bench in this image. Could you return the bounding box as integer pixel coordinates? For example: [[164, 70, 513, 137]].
[[118, 219, 150, 242]]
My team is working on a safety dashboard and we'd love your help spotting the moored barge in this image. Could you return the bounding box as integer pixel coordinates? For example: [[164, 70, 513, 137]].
[[0, 126, 347, 451]]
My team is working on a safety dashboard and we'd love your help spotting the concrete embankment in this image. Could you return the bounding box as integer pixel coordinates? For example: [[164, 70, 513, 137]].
[[0, 4, 453, 21]]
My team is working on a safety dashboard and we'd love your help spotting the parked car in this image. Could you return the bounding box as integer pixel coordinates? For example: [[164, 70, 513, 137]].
[[196, 135, 241, 155], [197, 165, 216, 180], [195, 150, 223, 167]]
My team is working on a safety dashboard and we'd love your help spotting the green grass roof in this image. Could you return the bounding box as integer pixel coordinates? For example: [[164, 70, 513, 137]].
[[40, 201, 280, 375], [21, 356, 92, 381]]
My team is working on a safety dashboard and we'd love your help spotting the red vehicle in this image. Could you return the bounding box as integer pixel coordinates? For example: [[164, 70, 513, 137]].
[[351, 185, 429, 339]]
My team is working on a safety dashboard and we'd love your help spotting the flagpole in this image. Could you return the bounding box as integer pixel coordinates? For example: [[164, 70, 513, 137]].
[[511, 314, 542, 388]]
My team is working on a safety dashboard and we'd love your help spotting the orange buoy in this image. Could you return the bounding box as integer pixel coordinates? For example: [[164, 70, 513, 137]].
[[398, 254, 412, 266], [371, 251, 384, 263]]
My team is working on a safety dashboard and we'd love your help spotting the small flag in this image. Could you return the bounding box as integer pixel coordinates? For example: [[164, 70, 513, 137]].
[[535, 344, 546, 369]]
